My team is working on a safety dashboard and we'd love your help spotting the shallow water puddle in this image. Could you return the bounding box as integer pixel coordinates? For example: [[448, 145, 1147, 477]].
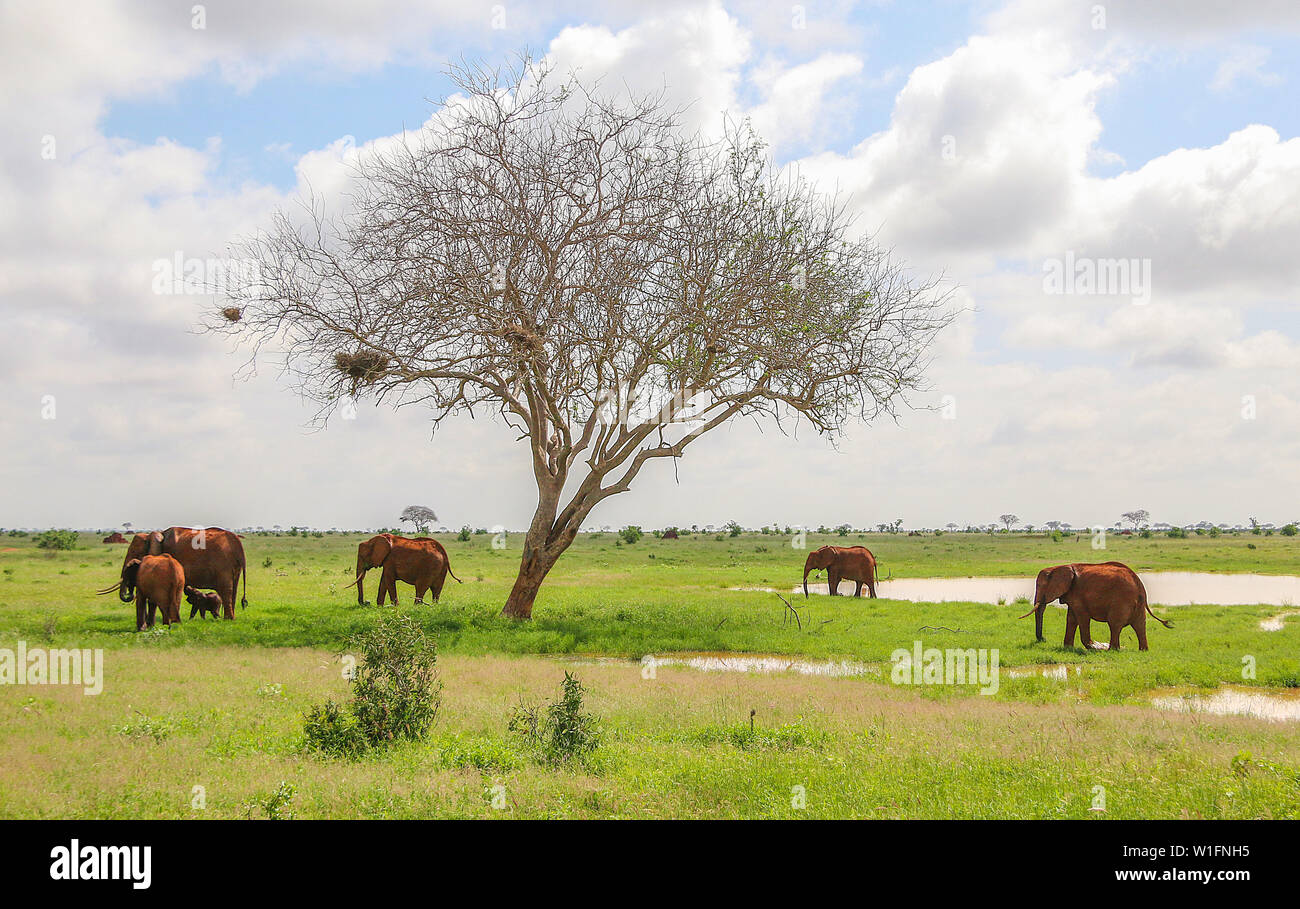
[[791, 573, 1300, 606], [1152, 686, 1300, 722], [555, 652, 881, 678], [1008, 663, 1084, 681], [653, 652, 881, 677]]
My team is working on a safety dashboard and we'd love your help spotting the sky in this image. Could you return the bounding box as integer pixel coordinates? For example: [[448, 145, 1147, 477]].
[[2, 0, 1299, 533]]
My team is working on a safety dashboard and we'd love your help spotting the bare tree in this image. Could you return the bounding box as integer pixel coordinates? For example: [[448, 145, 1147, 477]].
[[1121, 509, 1150, 531], [217, 57, 953, 618], [999, 514, 1019, 531], [400, 505, 438, 534]]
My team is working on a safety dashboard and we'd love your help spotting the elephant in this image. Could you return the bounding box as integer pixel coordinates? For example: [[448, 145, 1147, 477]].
[[100, 528, 248, 620], [348, 533, 462, 606], [184, 586, 222, 619], [123, 554, 184, 630], [803, 545, 878, 598], [1021, 561, 1172, 650]]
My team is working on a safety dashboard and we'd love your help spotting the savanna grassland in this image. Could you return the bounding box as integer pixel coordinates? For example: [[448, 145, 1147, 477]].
[[1, 530, 1298, 818]]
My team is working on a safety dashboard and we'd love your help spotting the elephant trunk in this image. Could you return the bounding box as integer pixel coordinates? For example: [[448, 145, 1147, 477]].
[[353, 556, 368, 606], [118, 579, 134, 603], [802, 556, 814, 598], [1034, 594, 1046, 643]]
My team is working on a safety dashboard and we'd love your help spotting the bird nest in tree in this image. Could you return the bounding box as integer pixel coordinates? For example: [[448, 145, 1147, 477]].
[[496, 322, 544, 360], [220, 306, 243, 323], [334, 350, 389, 384]]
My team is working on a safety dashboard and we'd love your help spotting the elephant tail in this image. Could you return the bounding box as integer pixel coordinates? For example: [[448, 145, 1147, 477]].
[[1142, 589, 1172, 628], [240, 558, 248, 609], [447, 565, 463, 584]]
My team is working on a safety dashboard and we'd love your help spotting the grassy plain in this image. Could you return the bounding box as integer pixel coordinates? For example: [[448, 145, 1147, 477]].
[[1, 530, 1298, 818]]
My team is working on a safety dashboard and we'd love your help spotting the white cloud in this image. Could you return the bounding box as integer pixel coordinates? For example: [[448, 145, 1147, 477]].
[[3, 0, 1300, 531], [1210, 44, 1282, 92]]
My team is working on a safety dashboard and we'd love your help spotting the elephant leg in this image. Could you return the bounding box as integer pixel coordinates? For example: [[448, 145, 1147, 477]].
[[146, 600, 157, 628], [385, 570, 399, 606], [867, 577, 877, 599], [1064, 609, 1077, 647], [219, 582, 235, 620], [853, 580, 863, 598], [828, 570, 839, 596], [414, 580, 428, 605], [1108, 623, 1123, 651], [136, 594, 147, 632], [1135, 621, 1149, 651], [1077, 616, 1094, 650]]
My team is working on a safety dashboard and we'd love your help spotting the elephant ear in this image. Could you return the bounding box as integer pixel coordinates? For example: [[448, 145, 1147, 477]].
[[148, 531, 164, 556], [373, 534, 395, 564], [1043, 565, 1077, 603]]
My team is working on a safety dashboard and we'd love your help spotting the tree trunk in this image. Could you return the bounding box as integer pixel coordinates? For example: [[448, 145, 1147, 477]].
[[500, 483, 581, 619], [502, 541, 564, 619]]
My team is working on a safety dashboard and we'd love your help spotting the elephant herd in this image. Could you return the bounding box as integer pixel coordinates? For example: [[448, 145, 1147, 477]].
[[96, 531, 1168, 650], [98, 528, 459, 631], [801, 545, 1173, 651]]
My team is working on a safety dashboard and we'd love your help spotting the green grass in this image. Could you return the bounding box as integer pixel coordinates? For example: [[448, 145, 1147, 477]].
[[1, 530, 1298, 818]]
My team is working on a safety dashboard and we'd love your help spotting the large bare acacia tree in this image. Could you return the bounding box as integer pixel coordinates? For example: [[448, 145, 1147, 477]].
[[218, 57, 953, 619]]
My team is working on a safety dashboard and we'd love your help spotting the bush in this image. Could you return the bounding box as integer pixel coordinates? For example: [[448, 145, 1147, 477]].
[[302, 612, 442, 758], [619, 525, 643, 544], [350, 612, 442, 747], [1167, 527, 1187, 538], [457, 525, 472, 542], [1282, 524, 1298, 537], [725, 521, 743, 537], [508, 672, 600, 766], [36, 529, 78, 551], [302, 699, 366, 759]]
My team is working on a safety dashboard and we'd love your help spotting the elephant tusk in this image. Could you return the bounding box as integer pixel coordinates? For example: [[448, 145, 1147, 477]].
[[1017, 606, 1038, 619]]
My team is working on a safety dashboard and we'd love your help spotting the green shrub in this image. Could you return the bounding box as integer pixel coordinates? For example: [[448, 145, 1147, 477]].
[[302, 612, 442, 759], [457, 526, 472, 542], [725, 521, 743, 537], [619, 525, 643, 544], [1282, 524, 1298, 537], [36, 529, 78, 551], [508, 672, 600, 766], [350, 612, 442, 747], [302, 699, 366, 759]]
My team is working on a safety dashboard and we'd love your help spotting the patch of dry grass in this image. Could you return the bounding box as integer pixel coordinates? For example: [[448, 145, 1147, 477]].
[[2, 647, 1297, 818]]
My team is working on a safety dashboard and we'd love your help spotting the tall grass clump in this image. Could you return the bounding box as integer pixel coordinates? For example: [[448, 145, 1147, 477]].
[[508, 672, 601, 766], [303, 612, 442, 758]]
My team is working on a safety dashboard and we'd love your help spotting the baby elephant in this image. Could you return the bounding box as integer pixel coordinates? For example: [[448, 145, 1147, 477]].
[[123, 554, 184, 631], [184, 586, 223, 619]]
